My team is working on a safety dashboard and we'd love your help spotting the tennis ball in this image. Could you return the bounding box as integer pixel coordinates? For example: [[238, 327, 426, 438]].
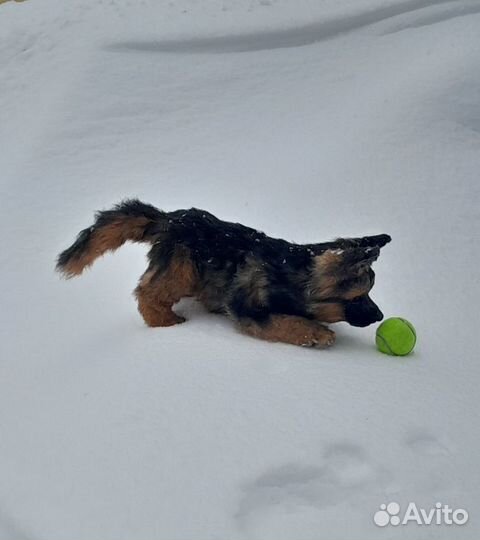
[[376, 317, 416, 356]]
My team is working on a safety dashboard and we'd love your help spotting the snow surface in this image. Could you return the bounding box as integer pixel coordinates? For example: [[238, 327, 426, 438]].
[[1, 0, 480, 538]]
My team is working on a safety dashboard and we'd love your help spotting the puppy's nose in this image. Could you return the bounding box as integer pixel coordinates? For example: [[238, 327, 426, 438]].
[[375, 309, 384, 322]]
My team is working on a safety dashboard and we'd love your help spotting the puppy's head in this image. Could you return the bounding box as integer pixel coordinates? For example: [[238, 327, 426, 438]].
[[310, 236, 390, 327]]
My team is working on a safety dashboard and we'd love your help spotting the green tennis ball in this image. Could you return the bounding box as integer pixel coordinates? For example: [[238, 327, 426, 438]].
[[376, 317, 416, 356]]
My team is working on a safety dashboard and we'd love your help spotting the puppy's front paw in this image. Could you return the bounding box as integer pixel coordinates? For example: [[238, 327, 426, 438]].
[[302, 325, 336, 348], [316, 327, 336, 348]]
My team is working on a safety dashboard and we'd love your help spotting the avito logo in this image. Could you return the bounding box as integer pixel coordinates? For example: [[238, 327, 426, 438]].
[[374, 502, 468, 527]]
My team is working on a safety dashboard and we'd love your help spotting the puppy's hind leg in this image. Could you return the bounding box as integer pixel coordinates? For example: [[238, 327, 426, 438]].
[[136, 289, 186, 327], [134, 253, 197, 328], [135, 274, 185, 327]]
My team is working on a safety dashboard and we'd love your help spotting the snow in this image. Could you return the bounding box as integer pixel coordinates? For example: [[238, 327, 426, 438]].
[[1, 0, 479, 538]]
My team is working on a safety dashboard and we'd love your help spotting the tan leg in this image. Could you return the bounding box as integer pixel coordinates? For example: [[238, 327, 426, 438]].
[[239, 315, 336, 348], [134, 252, 197, 328], [136, 296, 186, 327]]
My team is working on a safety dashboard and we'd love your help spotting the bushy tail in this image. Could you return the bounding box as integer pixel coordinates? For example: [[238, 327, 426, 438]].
[[56, 199, 165, 278]]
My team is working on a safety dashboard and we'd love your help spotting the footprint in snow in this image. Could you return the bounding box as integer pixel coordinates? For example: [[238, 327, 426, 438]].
[[406, 431, 450, 457], [235, 442, 388, 531]]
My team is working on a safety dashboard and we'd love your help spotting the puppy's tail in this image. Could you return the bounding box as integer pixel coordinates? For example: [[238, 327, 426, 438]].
[[56, 199, 166, 278]]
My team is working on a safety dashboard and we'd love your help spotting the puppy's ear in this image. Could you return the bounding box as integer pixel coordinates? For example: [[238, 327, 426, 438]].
[[358, 234, 391, 249], [325, 234, 391, 252], [312, 246, 379, 300], [342, 246, 380, 268], [316, 246, 380, 275]]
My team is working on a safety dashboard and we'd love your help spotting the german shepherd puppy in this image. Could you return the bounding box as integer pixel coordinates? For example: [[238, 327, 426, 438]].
[[56, 200, 391, 348]]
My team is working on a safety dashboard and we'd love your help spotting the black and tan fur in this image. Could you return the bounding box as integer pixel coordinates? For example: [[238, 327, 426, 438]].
[[56, 199, 391, 348]]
